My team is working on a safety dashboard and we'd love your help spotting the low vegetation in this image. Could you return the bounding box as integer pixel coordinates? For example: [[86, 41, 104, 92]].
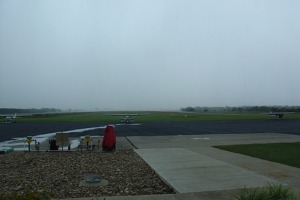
[[0, 108, 61, 114], [215, 142, 300, 168], [181, 105, 300, 113], [233, 184, 300, 200]]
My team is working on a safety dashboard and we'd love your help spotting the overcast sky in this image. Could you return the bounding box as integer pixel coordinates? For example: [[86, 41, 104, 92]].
[[0, 0, 299, 111]]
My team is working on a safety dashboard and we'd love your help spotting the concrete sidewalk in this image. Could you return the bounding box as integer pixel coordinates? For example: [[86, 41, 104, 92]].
[[57, 133, 300, 200], [128, 133, 300, 194], [134, 148, 277, 193]]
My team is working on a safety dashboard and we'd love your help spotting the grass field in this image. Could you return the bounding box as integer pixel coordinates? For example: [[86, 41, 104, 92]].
[[6, 111, 300, 123], [215, 142, 300, 168]]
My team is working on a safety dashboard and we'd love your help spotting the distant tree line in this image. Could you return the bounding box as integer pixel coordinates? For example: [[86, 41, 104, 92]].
[[181, 106, 300, 112], [0, 108, 61, 114]]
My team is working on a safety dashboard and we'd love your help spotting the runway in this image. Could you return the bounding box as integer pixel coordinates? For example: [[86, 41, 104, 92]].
[[1, 119, 300, 142]]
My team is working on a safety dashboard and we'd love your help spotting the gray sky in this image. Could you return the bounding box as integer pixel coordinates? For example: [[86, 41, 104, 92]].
[[1, 0, 300, 111]]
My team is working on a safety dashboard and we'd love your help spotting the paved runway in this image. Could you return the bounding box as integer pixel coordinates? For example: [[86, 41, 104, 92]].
[[0, 120, 300, 142], [113, 120, 300, 136]]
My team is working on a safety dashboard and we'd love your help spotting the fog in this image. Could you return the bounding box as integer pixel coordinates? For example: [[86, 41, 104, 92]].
[[1, 0, 299, 111]]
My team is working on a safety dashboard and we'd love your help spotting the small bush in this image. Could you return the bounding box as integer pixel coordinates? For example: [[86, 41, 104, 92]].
[[234, 183, 300, 200]]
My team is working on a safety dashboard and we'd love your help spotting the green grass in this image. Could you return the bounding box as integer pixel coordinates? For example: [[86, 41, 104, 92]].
[[233, 183, 300, 200], [14, 112, 117, 122], [215, 142, 300, 168], [7, 111, 300, 123]]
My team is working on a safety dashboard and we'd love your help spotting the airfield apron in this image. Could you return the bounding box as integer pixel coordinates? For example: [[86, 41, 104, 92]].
[[102, 125, 116, 151]]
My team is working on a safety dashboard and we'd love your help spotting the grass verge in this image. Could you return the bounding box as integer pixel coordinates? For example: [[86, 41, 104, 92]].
[[215, 142, 300, 168], [12, 111, 300, 122], [233, 183, 300, 200]]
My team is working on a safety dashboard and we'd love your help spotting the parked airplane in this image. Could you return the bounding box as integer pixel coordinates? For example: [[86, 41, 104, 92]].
[[0, 113, 33, 123], [261, 111, 294, 119], [1, 113, 17, 123], [107, 113, 140, 123]]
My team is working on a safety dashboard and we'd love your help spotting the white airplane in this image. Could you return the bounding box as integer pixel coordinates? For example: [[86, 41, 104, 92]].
[[261, 111, 294, 119], [1, 113, 17, 123], [0, 113, 33, 123], [107, 113, 140, 123]]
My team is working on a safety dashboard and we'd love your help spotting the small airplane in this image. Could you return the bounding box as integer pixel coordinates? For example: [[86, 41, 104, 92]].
[[1, 113, 17, 123], [107, 113, 140, 123], [0, 113, 33, 123], [261, 111, 294, 119]]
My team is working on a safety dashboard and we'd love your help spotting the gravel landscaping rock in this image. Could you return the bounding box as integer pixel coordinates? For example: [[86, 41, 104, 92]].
[[0, 150, 174, 198]]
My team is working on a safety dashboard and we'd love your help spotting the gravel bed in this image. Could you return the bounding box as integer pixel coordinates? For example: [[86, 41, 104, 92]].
[[0, 150, 174, 198]]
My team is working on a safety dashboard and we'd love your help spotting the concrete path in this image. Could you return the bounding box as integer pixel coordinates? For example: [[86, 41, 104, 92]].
[[57, 133, 300, 200], [129, 133, 300, 194], [135, 148, 277, 193]]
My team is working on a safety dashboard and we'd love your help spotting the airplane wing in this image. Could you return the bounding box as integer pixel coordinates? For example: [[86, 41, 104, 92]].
[[106, 113, 140, 116], [0, 113, 32, 118], [260, 112, 295, 118]]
